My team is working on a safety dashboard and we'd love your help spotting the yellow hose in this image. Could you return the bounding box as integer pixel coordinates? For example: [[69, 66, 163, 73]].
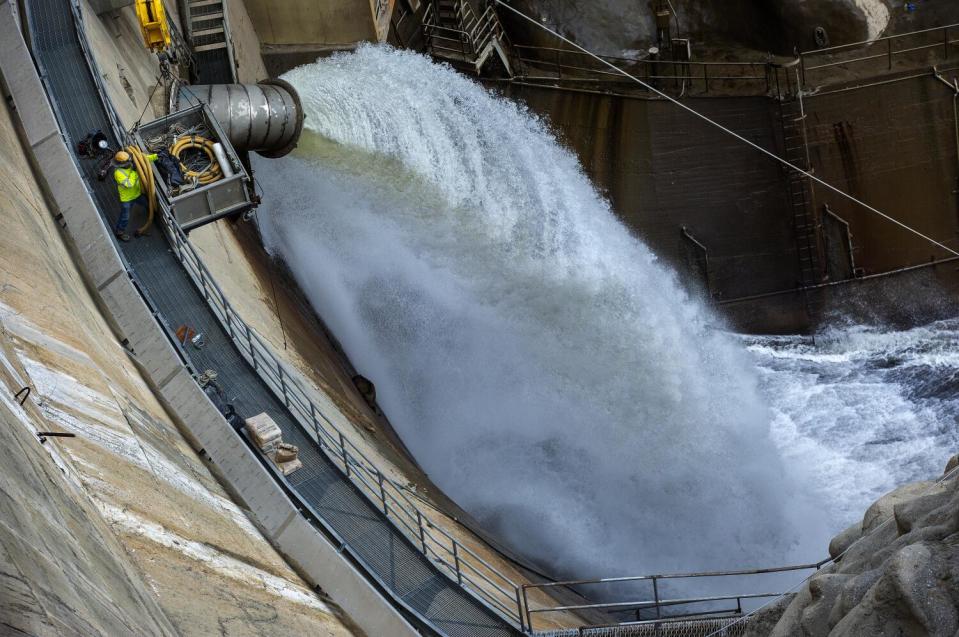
[[124, 145, 156, 236], [170, 135, 222, 186]]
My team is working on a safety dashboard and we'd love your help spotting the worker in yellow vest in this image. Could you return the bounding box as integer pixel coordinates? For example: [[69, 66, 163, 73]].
[[113, 150, 157, 241]]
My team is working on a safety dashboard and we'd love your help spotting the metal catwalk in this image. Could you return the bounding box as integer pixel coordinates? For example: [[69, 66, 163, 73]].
[[22, 0, 516, 634]]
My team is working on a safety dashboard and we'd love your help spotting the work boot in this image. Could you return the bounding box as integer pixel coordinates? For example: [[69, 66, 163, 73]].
[[114, 231, 131, 242]]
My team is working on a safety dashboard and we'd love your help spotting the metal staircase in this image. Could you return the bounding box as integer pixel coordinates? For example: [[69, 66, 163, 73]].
[[181, 0, 235, 83], [780, 98, 825, 289], [423, 0, 512, 76]]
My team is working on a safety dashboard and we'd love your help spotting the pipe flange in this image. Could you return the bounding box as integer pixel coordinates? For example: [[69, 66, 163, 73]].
[[257, 78, 305, 159]]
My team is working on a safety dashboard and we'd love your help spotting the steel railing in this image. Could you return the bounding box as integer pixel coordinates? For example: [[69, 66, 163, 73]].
[[519, 561, 830, 633], [156, 204, 526, 628], [156, 192, 836, 636], [423, 0, 505, 67], [510, 44, 783, 97], [798, 23, 959, 89]]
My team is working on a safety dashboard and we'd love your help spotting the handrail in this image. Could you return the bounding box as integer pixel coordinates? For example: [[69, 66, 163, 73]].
[[798, 22, 959, 89], [808, 22, 959, 57], [157, 202, 528, 628], [510, 44, 774, 96], [519, 560, 830, 632], [423, 0, 505, 68]]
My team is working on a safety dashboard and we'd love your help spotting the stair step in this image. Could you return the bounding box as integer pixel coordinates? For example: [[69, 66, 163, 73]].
[[188, 0, 222, 7], [192, 26, 224, 37], [191, 11, 223, 21], [193, 41, 228, 52]]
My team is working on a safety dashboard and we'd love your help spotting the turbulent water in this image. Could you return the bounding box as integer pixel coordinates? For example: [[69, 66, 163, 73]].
[[253, 45, 949, 580], [747, 321, 959, 527]]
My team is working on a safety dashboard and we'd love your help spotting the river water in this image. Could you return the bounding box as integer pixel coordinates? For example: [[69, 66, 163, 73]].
[[253, 45, 955, 582]]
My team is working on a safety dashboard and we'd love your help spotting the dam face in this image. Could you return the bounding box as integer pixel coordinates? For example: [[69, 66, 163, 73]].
[[4, 0, 959, 634]]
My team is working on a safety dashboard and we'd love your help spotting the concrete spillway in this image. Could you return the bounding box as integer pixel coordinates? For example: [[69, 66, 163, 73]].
[[17, 0, 515, 634]]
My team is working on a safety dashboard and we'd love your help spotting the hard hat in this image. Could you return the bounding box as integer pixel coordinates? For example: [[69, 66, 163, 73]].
[[115, 150, 130, 163]]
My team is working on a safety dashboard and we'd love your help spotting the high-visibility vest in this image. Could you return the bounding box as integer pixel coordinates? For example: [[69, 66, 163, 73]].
[[115, 167, 142, 202]]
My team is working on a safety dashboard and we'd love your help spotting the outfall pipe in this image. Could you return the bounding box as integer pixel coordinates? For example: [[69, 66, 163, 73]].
[[174, 80, 305, 158]]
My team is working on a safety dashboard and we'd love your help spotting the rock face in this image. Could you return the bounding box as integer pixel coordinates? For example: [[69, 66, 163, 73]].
[[504, 0, 896, 56], [765, 455, 959, 637]]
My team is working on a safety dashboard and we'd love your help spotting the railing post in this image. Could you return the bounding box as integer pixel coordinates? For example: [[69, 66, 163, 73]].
[[417, 510, 427, 554], [338, 431, 350, 477], [377, 471, 389, 515], [703, 63, 709, 93], [453, 542, 463, 585], [653, 576, 661, 619], [245, 324, 257, 370], [225, 305, 234, 339], [522, 585, 533, 632], [198, 267, 209, 300], [278, 364, 289, 407], [309, 401, 320, 441], [946, 27, 951, 58], [514, 586, 525, 632], [888, 37, 893, 70]]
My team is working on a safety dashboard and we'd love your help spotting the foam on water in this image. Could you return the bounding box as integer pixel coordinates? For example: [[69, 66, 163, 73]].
[[255, 45, 827, 578], [746, 320, 959, 527]]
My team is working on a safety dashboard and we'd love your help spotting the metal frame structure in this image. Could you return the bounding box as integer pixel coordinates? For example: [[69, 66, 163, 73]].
[[798, 23, 959, 89], [517, 562, 829, 633], [423, 0, 510, 73]]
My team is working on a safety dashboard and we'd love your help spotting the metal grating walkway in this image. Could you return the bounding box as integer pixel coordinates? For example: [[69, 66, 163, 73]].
[[22, 1, 516, 635]]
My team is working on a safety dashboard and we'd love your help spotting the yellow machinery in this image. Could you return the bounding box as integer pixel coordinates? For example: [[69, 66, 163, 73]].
[[135, 0, 171, 52]]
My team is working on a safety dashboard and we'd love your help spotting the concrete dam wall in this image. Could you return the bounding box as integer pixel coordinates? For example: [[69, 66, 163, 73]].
[[495, 62, 959, 331]]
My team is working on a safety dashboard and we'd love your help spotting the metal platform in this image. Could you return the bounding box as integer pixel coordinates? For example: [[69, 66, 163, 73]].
[[21, 0, 516, 634]]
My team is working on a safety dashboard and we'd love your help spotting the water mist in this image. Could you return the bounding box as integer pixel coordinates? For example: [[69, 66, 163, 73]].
[[254, 45, 825, 581]]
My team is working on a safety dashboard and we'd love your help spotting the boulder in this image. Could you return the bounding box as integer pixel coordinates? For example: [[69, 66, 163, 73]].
[[861, 481, 933, 534], [830, 543, 958, 637], [800, 573, 852, 635], [945, 454, 959, 476], [828, 522, 862, 560], [768, 459, 959, 637]]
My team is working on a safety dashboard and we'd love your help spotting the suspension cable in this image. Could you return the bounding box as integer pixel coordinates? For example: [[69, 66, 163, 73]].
[[494, 0, 959, 259]]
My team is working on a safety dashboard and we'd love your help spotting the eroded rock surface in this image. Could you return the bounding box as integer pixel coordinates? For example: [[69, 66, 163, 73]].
[[766, 455, 959, 637], [504, 0, 899, 56]]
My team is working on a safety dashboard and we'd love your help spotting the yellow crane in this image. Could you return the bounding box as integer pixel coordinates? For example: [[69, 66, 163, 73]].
[[134, 0, 171, 52]]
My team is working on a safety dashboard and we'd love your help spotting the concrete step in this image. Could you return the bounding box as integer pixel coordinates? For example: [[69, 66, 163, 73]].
[[193, 41, 228, 52], [192, 26, 225, 37], [191, 11, 223, 21]]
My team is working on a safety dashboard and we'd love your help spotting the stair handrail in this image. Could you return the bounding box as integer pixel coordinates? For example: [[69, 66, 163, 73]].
[[426, 0, 507, 63]]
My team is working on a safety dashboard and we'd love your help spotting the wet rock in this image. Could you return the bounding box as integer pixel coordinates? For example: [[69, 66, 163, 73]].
[[831, 543, 958, 637], [504, 0, 891, 57], [945, 454, 959, 476], [801, 573, 852, 635], [742, 594, 795, 637], [861, 481, 933, 534], [769, 460, 959, 637], [829, 522, 862, 560]]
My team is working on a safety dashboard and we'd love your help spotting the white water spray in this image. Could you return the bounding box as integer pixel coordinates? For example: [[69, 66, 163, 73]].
[[255, 45, 824, 578]]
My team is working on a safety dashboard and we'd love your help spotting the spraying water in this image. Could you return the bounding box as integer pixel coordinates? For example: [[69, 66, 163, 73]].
[[255, 45, 825, 578], [747, 320, 959, 528]]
